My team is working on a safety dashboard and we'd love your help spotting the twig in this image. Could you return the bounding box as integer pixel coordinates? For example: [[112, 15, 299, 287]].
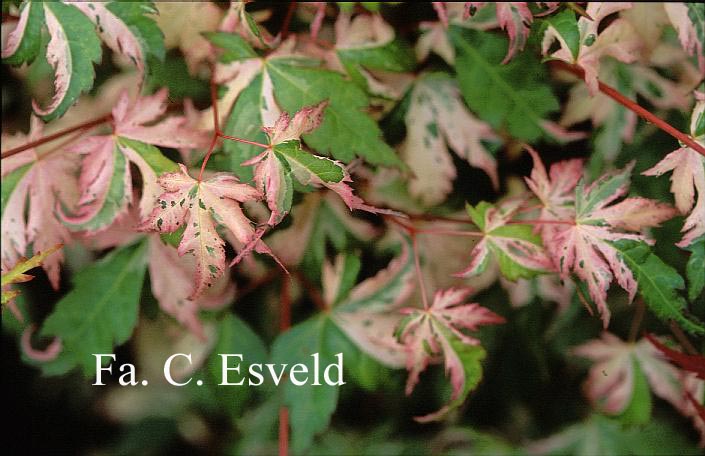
[[279, 275, 292, 456], [669, 321, 699, 356], [1, 114, 112, 159], [628, 298, 645, 343], [280, 2, 297, 40], [551, 61, 705, 157]]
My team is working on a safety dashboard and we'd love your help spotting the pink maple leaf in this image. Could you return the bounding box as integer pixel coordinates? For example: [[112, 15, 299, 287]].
[[643, 93, 705, 247], [244, 102, 398, 226], [60, 89, 209, 232], [528, 154, 675, 328], [398, 288, 504, 421], [542, 2, 641, 95], [140, 164, 268, 299], [1, 117, 75, 289]]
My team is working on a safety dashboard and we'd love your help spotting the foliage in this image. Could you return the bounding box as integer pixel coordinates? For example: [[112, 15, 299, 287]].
[[2, 1, 704, 454]]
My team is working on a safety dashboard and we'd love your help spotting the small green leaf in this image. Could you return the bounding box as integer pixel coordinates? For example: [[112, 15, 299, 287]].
[[450, 26, 560, 142], [541, 9, 580, 61], [271, 317, 340, 454], [274, 140, 346, 184], [615, 357, 652, 425], [203, 31, 258, 62], [612, 240, 705, 335], [2, 0, 44, 66], [685, 237, 705, 301], [265, 60, 402, 166], [37, 1, 102, 121], [40, 240, 148, 376]]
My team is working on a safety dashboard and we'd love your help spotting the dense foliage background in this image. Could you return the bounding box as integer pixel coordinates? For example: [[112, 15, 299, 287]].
[[2, 2, 704, 455]]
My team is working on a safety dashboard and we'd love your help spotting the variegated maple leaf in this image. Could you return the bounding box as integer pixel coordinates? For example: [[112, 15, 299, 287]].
[[140, 164, 268, 299], [396, 288, 504, 422], [664, 3, 705, 73], [3, 1, 164, 120], [457, 199, 553, 281], [468, 2, 559, 63], [148, 237, 234, 340], [1, 117, 76, 289], [59, 89, 209, 233], [542, 2, 641, 95], [547, 163, 676, 327], [323, 241, 416, 369], [574, 332, 705, 440], [244, 102, 397, 226], [643, 92, 705, 247], [401, 73, 499, 205], [524, 146, 584, 251]]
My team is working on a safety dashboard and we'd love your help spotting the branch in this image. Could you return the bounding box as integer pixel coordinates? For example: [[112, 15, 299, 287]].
[[551, 61, 705, 157], [1, 114, 112, 159]]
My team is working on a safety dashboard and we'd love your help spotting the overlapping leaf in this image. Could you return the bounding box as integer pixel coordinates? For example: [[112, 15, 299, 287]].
[[450, 26, 573, 142], [140, 164, 268, 299], [643, 93, 705, 247], [542, 2, 641, 95], [537, 161, 676, 327], [575, 333, 705, 438], [59, 89, 208, 233], [333, 12, 415, 98], [244, 103, 397, 226], [401, 73, 499, 205], [1, 117, 75, 289], [3, 1, 164, 120], [458, 199, 552, 281], [207, 33, 402, 170], [396, 288, 504, 421], [468, 2, 559, 63]]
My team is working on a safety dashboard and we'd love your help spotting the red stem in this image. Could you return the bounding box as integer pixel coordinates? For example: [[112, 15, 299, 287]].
[[217, 134, 269, 149], [279, 407, 289, 456], [508, 219, 574, 226], [294, 271, 327, 311], [1, 114, 112, 159], [552, 61, 705, 157], [280, 2, 297, 40], [279, 276, 292, 456]]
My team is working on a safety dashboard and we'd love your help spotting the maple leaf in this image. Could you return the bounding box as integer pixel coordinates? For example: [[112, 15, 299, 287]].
[[457, 199, 553, 281], [524, 146, 584, 250], [645, 334, 705, 380], [468, 2, 559, 64], [643, 92, 705, 247], [148, 237, 234, 340], [155, 1, 224, 73], [1, 244, 63, 321], [544, 163, 676, 327], [323, 241, 416, 369], [1, 117, 76, 289], [59, 89, 209, 233], [401, 73, 499, 205], [542, 2, 641, 95], [664, 3, 705, 74], [3, 1, 165, 121], [332, 12, 415, 99], [244, 102, 397, 226], [68, 1, 165, 78], [205, 32, 402, 169], [140, 164, 267, 299], [396, 288, 504, 422], [575, 333, 705, 439], [266, 192, 378, 271]]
